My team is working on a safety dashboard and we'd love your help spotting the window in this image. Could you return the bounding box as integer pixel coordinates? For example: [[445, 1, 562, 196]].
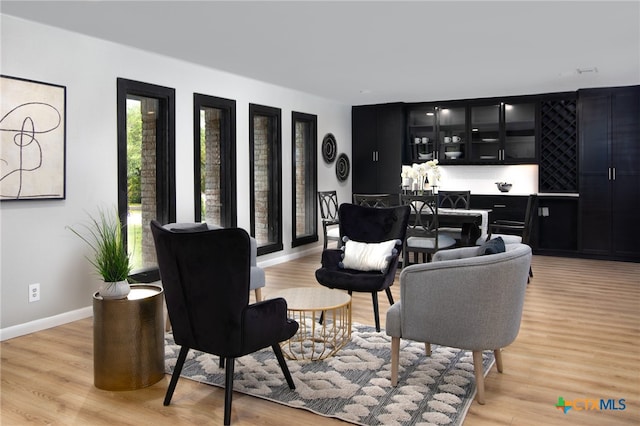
[[249, 104, 282, 255], [194, 94, 237, 227], [117, 78, 175, 273], [291, 111, 318, 247]]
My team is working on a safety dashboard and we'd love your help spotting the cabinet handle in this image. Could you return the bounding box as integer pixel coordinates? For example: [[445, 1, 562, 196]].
[[494, 204, 507, 208], [612, 167, 616, 181]]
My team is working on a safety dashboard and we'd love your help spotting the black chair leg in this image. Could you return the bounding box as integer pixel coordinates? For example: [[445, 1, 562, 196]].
[[372, 292, 381, 332], [224, 357, 235, 426], [272, 344, 295, 389], [220, 357, 225, 368], [385, 288, 394, 305], [164, 346, 189, 406]]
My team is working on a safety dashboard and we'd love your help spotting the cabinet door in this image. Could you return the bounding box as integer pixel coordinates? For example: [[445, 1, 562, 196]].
[[352, 104, 404, 194], [504, 102, 536, 163], [611, 88, 640, 258], [438, 106, 467, 162], [352, 106, 378, 193], [376, 104, 404, 194], [579, 92, 612, 255], [407, 105, 437, 162], [470, 104, 501, 162]]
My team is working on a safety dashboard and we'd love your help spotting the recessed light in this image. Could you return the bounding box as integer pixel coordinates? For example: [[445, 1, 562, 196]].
[[576, 67, 598, 74]]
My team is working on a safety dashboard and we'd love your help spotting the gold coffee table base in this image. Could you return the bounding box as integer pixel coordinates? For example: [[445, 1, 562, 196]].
[[270, 287, 351, 361]]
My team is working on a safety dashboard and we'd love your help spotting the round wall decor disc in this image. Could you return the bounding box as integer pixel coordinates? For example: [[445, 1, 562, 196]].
[[335, 153, 350, 182], [322, 133, 337, 163]]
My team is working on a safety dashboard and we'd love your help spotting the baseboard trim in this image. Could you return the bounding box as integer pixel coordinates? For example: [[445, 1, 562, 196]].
[[1, 246, 323, 341], [257, 245, 322, 268], [0, 306, 93, 342]]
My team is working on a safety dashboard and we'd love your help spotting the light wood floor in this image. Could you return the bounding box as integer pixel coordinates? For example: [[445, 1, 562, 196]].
[[2, 254, 639, 425]]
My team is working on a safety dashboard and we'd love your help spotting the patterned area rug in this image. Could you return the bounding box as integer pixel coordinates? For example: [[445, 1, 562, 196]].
[[164, 325, 495, 426]]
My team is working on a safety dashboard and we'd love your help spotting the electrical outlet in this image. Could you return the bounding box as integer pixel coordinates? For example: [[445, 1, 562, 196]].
[[29, 283, 40, 302]]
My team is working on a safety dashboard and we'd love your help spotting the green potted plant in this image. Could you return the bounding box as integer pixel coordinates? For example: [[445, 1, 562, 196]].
[[68, 207, 132, 299]]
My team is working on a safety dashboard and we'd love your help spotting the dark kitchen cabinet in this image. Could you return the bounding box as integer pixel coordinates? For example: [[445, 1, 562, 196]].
[[352, 103, 404, 194], [578, 86, 640, 261], [535, 196, 578, 255], [470, 194, 530, 230], [405, 99, 537, 165]]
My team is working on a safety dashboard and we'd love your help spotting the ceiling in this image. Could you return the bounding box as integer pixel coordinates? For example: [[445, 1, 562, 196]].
[[2, 1, 639, 105]]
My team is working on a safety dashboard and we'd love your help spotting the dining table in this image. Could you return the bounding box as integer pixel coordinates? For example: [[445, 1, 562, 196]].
[[437, 207, 491, 246]]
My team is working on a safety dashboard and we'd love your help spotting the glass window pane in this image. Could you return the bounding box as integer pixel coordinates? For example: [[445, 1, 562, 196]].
[[253, 114, 273, 246], [126, 96, 158, 270], [201, 107, 222, 225], [295, 121, 310, 236]]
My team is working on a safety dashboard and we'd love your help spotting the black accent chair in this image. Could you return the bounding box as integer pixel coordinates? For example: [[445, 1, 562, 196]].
[[315, 203, 410, 332], [150, 221, 298, 425]]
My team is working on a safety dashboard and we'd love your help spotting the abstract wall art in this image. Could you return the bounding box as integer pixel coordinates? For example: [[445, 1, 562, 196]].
[[1, 75, 66, 200]]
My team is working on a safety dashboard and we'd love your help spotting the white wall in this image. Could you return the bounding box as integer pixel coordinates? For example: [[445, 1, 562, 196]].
[[0, 15, 352, 337], [437, 164, 539, 196]]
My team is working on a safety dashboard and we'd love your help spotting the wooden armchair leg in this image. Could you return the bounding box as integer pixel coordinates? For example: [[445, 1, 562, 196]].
[[391, 337, 400, 386], [472, 351, 485, 405], [494, 349, 503, 373], [424, 342, 431, 357]]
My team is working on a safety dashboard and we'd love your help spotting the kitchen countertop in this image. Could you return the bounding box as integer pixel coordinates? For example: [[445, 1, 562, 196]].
[[468, 192, 579, 197]]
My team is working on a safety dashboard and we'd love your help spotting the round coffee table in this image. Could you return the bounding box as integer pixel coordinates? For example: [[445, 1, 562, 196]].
[[270, 287, 351, 360]]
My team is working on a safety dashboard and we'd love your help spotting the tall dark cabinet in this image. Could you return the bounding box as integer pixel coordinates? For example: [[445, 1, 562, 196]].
[[352, 103, 404, 194], [578, 86, 640, 261]]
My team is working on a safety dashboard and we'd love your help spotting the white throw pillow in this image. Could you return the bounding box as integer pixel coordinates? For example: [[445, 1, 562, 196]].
[[340, 239, 400, 273]]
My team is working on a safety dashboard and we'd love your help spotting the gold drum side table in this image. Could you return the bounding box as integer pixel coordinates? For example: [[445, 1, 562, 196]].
[[270, 287, 351, 360], [93, 284, 165, 390]]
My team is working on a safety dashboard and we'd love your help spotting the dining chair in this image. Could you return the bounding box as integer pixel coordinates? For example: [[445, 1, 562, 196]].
[[318, 191, 341, 249], [483, 194, 538, 280], [353, 193, 397, 208], [438, 190, 471, 209], [400, 194, 457, 265], [437, 190, 471, 244], [150, 221, 298, 425]]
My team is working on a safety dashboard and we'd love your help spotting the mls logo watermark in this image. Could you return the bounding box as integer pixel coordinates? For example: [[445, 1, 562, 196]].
[[555, 396, 626, 414]]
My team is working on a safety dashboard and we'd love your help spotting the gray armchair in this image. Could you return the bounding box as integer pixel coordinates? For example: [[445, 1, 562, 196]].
[[163, 223, 265, 301], [386, 243, 532, 404]]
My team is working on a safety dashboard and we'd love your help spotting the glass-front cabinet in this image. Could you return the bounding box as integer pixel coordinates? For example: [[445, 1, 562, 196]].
[[405, 99, 537, 165], [407, 106, 437, 162], [504, 102, 536, 161], [470, 104, 501, 162], [437, 106, 467, 162]]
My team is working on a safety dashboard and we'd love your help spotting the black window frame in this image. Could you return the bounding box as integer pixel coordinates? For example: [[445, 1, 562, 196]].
[[116, 78, 175, 278], [291, 111, 318, 247], [193, 93, 237, 226], [249, 103, 282, 256]]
